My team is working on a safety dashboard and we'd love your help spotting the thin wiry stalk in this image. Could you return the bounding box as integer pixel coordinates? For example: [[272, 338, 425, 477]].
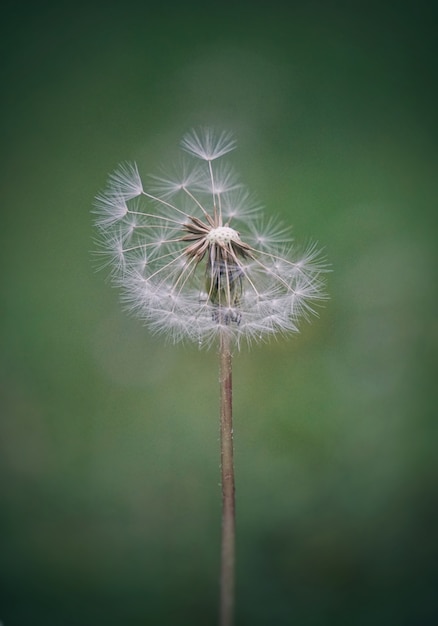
[[219, 329, 235, 626]]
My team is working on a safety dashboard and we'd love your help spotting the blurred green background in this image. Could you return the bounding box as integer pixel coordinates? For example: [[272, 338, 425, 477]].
[[1, 1, 437, 624]]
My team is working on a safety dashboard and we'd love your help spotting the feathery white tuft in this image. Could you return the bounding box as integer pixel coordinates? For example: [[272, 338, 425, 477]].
[[181, 128, 236, 161]]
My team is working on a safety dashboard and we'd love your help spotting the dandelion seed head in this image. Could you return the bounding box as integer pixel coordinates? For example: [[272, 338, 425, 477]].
[[93, 129, 328, 348]]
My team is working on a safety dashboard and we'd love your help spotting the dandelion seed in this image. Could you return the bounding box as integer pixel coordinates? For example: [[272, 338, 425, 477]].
[[94, 129, 327, 348], [181, 128, 236, 161], [108, 161, 143, 199]]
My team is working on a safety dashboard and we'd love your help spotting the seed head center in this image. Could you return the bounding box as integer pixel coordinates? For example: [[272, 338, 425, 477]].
[[206, 226, 240, 245]]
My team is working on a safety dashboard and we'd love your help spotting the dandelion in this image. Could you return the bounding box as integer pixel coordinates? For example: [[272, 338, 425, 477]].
[[93, 129, 327, 626], [94, 131, 326, 348]]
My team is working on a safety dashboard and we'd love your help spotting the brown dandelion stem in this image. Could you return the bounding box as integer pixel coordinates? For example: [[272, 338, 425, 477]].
[[219, 329, 235, 626]]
